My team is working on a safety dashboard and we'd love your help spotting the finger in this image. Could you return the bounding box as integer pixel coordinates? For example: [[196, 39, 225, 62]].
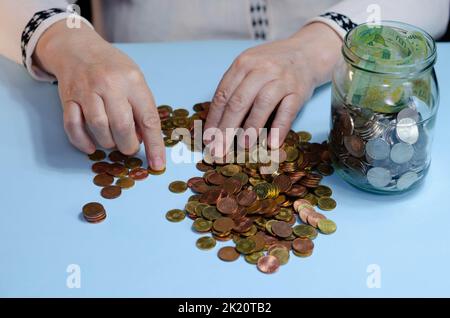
[[240, 80, 289, 147], [103, 94, 140, 155], [63, 101, 96, 154], [204, 57, 250, 134], [80, 94, 115, 149], [129, 86, 166, 171], [217, 70, 277, 133], [269, 93, 303, 148]]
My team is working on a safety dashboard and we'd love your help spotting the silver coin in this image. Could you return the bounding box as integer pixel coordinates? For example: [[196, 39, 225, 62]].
[[390, 142, 414, 164], [366, 138, 390, 160], [396, 171, 419, 190], [367, 167, 392, 188], [397, 107, 419, 122], [396, 118, 419, 144]]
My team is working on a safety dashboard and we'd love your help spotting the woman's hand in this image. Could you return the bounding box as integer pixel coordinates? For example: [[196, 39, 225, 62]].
[[35, 21, 165, 170], [205, 22, 342, 149]]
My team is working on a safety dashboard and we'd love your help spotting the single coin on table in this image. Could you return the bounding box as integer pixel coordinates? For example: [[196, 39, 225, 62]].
[[93, 173, 114, 187], [318, 219, 337, 234], [196, 236, 216, 250], [166, 209, 186, 222], [169, 181, 188, 193]]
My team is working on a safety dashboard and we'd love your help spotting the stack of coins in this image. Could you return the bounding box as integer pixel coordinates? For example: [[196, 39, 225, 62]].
[[165, 102, 338, 274], [82, 202, 107, 223]]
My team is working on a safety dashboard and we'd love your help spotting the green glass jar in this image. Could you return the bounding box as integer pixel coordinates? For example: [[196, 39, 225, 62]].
[[329, 21, 439, 194]]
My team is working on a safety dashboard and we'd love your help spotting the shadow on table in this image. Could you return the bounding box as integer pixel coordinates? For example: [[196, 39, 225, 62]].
[[0, 58, 86, 172]]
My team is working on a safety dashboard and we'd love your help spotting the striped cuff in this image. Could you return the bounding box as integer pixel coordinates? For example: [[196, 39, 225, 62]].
[[306, 12, 358, 39], [21, 8, 93, 82]]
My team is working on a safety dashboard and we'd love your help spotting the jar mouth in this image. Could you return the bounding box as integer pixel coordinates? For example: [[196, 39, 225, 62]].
[[343, 21, 437, 76]]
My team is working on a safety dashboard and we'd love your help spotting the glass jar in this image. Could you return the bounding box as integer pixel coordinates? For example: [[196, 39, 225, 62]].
[[329, 21, 439, 194]]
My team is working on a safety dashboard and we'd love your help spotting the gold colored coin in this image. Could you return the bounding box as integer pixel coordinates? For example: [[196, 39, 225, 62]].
[[192, 218, 213, 232], [116, 177, 135, 189], [169, 181, 188, 193], [196, 236, 216, 250], [314, 185, 333, 198], [293, 224, 318, 240], [220, 164, 241, 177], [173, 108, 190, 117], [124, 157, 143, 169], [244, 251, 265, 264], [318, 219, 337, 234], [148, 167, 166, 175], [317, 197, 337, 211], [269, 246, 290, 265], [297, 131, 312, 142], [166, 209, 186, 222], [236, 238, 256, 255]]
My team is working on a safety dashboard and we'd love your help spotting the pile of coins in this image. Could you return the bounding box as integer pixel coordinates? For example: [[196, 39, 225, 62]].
[[330, 101, 430, 192], [84, 149, 165, 223], [165, 102, 338, 274]]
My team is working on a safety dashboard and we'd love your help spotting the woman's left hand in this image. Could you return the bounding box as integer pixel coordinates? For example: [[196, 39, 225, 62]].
[[204, 22, 342, 149]]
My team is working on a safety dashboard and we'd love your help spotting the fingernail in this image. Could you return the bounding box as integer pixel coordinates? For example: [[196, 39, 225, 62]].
[[151, 157, 165, 171]]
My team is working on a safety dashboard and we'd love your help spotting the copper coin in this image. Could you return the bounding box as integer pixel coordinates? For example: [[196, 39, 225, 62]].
[[148, 167, 166, 175], [88, 149, 106, 161], [233, 217, 253, 233], [213, 217, 234, 233], [107, 163, 128, 177], [92, 161, 110, 174], [190, 179, 210, 194], [187, 177, 204, 188], [82, 202, 105, 218], [298, 206, 315, 224], [273, 174, 292, 193], [129, 168, 149, 181], [257, 255, 280, 274], [199, 188, 226, 205], [236, 189, 257, 207], [285, 185, 307, 197], [292, 238, 314, 254], [116, 177, 135, 189], [101, 185, 122, 199], [344, 135, 365, 158], [307, 212, 326, 228], [196, 161, 213, 172], [223, 178, 242, 195], [124, 157, 143, 169], [248, 233, 266, 251], [93, 173, 114, 187], [108, 150, 128, 162], [217, 246, 240, 262], [206, 172, 227, 185], [246, 200, 262, 214], [217, 197, 238, 215], [271, 221, 293, 238]]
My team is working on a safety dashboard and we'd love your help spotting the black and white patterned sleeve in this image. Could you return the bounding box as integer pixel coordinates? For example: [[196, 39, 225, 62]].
[[306, 11, 358, 39], [21, 8, 93, 82]]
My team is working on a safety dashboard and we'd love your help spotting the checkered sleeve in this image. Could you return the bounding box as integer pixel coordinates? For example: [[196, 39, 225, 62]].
[[21, 8, 93, 82], [306, 0, 449, 40]]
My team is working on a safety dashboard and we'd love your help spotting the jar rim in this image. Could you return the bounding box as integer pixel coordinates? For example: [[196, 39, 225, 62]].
[[343, 21, 437, 76]]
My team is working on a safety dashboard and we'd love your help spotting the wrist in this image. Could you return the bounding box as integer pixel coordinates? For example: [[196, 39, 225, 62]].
[[34, 20, 100, 76], [289, 22, 342, 87]]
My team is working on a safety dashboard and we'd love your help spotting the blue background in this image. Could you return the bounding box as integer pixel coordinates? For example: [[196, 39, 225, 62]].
[[0, 41, 449, 297]]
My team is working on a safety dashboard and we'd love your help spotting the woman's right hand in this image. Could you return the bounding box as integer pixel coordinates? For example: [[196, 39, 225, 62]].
[[34, 21, 166, 171]]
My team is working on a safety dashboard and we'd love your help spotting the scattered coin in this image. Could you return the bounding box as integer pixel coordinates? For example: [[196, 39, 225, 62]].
[[88, 150, 106, 161], [169, 181, 188, 193], [129, 167, 149, 181], [257, 255, 280, 274], [125, 157, 143, 169], [116, 177, 135, 189], [318, 219, 337, 234], [101, 185, 122, 199], [196, 236, 216, 250], [166, 209, 186, 222], [218, 246, 240, 262], [268, 246, 290, 265], [317, 197, 337, 211], [82, 202, 106, 223], [93, 173, 114, 187]]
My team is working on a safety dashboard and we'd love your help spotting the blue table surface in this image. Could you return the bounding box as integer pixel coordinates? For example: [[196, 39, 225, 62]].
[[0, 41, 449, 297]]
